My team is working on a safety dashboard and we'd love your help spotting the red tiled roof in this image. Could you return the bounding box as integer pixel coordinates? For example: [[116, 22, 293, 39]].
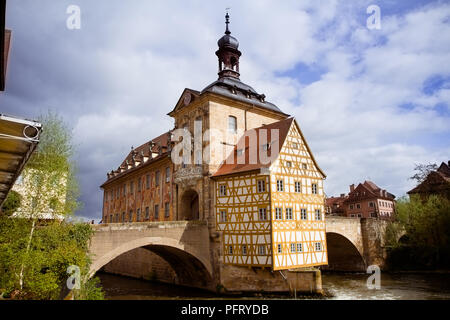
[[212, 118, 294, 177], [408, 161, 450, 195], [119, 131, 170, 168], [100, 131, 171, 187]]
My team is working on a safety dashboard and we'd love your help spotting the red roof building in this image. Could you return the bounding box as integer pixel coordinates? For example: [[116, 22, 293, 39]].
[[408, 161, 450, 200], [327, 181, 396, 219]]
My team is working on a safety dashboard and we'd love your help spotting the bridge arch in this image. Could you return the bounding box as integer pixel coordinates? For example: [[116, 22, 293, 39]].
[[325, 232, 366, 272], [90, 236, 213, 287]]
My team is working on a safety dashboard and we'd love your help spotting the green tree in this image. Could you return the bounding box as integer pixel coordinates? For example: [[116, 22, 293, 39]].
[[0, 111, 103, 300], [1, 190, 22, 217], [386, 195, 450, 269]]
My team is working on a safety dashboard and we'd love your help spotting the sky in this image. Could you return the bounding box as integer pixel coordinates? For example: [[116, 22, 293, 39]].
[[1, 0, 449, 221]]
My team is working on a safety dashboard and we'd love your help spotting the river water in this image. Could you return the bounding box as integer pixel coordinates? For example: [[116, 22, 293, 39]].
[[98, 272, 450, 300]]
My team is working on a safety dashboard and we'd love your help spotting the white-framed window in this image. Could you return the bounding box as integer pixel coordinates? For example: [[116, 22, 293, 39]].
[[228, 245, 233, 255], [297, 243, 303, 252], [312, 183, 318, 194], [286, 161, 292, 168], [292, 142, 298, 149], [350, 204, 354, 210], [302, 163, 308, 170], [295, 181, 301, 193], [277, 244, 282, 254], [370, 212, 377, 218], [290, 243, 296, 253], [315, 242, 322, 251], [277, 179, 284, 192], [315, 209, 322, 221], [219, 184, 227, 196], [369, 202, 375, 208], [350, 214, 356, 218], [259, 208, 267, 221], [286, 208, 293, 220], [257, 179, 266, 193], [357, 213, 362, 218], [242, 245, 247, 256], [275, 208, 283, 220], [301, 209, 308, 220], [356, 203, 361, 209], [228, 116, 237, 133], [220, 210, 227, 223], [258, 245, 266, 255]]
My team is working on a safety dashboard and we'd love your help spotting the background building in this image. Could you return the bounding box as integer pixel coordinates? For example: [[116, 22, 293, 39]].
[[408, 161, 450, 200], [326, 180, 395, 219]]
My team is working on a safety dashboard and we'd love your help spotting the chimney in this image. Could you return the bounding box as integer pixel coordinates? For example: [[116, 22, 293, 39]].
[[350, 184, 355, 192]]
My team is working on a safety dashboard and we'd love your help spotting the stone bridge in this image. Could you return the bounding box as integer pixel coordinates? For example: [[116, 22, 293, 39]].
[[88, 220, 215, 290], [325, 216, 390, 272], [88, 217, 391, 293]]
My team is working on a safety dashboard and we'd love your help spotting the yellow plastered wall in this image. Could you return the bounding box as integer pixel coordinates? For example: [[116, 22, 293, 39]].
[[215, 173, 272, 267], [269, 122, 328, 270]]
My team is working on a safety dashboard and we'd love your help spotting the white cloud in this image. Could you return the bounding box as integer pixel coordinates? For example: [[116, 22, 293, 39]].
[[3, 0, 449, 218]]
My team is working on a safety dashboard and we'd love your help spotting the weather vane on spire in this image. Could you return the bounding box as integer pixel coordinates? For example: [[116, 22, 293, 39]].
[[225, 8, 231, 35]]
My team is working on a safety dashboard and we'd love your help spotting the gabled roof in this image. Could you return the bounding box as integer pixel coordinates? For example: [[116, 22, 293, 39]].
[[167, 77, 290, 118], [345, 180, 395, 202], [212, 117, 326, 178], [100, 131, 172, 188], [437, 161, 450, 178], [167, 88, 200, 116], [408, 161, 450, 195]]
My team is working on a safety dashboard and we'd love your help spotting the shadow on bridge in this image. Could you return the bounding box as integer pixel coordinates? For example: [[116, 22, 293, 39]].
[[323, 232, 366, 272]]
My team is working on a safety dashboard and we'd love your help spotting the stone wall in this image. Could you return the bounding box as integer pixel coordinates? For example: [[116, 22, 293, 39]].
[[102, 248, 178, 284], [219, 265, 322, 294]]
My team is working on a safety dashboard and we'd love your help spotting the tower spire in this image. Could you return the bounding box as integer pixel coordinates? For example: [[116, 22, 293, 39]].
[[216, 11, 242, 80]]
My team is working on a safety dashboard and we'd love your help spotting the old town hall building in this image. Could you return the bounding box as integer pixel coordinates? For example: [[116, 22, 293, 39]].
[[101, 15, 328, 271]]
